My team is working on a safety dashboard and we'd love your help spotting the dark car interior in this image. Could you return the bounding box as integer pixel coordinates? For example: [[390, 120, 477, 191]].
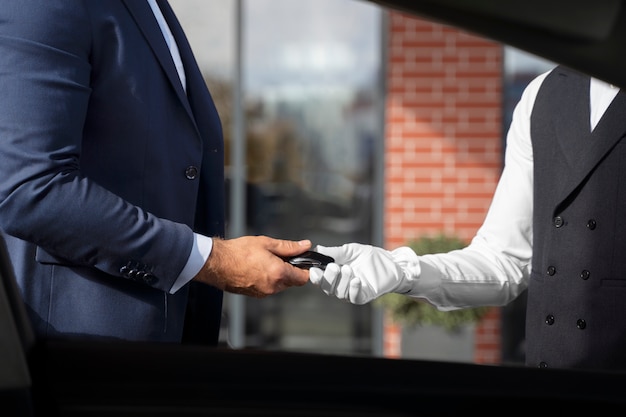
[[4, 0, 626, 415], [2, 232, 626, 415]]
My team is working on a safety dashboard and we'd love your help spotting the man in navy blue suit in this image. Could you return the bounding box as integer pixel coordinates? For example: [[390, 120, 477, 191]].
[[0, 0, 311, 344]]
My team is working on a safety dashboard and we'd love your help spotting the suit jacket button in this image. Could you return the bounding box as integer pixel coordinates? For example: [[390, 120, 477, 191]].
[[120, 265, 130, 277], [185, 166, 198, 180], [586, 219, 597, 230], [141, 272, 156, 284]]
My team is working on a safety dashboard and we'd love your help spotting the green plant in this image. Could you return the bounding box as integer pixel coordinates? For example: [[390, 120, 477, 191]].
[[375, 234, 492, 331]]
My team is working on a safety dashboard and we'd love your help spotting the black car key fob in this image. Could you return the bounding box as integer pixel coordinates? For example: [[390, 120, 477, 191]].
[[286, 250, 334, 270]]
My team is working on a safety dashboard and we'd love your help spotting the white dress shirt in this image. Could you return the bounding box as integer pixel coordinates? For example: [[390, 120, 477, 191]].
[[147, 0, 213, 293], [410, 69, 620, 310]]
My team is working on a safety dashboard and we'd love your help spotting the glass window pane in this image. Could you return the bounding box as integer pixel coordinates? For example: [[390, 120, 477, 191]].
[[241, 0, 383, 355], [170, 0, 384, 355]]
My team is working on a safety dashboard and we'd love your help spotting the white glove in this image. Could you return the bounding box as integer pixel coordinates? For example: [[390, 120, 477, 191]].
[[309, 243, 420, 305]]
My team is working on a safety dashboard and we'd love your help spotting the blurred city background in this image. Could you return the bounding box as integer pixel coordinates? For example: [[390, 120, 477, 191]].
[[169, 0, 555, 365]]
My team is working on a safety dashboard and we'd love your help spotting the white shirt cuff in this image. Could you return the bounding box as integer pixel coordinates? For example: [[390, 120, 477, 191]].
[[169, 234, 213, 294]]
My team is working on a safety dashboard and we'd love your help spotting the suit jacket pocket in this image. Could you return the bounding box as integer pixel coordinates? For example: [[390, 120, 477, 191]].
[[35, 246, 73, 266]]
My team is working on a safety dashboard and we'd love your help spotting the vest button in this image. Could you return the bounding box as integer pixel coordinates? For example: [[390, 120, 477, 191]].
[[586, 219, 597, 230], [553, 216, 564, 228], [185, 166, 198, 180], [546, 266, 556, 276], [577, 319, 587, 330], [580, 270, 590, 280], [545, 314, 555, 325]]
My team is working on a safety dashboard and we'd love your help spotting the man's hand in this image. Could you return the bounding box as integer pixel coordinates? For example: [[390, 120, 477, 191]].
[[309, 243, 419, 304], [193, 236, 312, 297]]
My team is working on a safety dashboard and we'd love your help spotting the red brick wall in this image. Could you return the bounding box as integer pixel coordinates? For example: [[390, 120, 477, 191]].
[[474, 308, 502, 364], [383, 11, 503, 364]]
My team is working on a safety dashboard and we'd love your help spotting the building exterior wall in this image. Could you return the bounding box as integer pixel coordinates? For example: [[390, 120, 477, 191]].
[[383, 11, 504, 364]]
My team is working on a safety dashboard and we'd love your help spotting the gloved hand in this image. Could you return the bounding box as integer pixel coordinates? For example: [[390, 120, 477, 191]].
[[309, 243, 420, 305]]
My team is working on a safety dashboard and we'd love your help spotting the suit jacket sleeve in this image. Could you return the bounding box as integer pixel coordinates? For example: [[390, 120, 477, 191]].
[[0, 0, 211, 293]]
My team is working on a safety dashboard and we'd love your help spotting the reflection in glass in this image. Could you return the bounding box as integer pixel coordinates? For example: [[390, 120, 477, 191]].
[[170, 0, 384, 355], [239, 0, 383, 355]]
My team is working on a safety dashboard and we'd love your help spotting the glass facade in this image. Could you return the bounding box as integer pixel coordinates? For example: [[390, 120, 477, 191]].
[[170, 0, 384, 355], [169, 0, 559, 362]]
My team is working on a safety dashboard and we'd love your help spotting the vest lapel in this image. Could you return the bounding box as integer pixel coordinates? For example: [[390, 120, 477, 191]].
[[589, 90, 626, 157], [554, 82, 626, 205]]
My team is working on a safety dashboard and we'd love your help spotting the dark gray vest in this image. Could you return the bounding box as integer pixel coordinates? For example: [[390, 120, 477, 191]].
[[527, 66, 626, 370]]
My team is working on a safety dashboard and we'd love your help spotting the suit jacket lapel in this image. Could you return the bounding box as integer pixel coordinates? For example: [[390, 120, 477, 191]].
[[121, 0, 195, 123], [155, 0, 221, 145]]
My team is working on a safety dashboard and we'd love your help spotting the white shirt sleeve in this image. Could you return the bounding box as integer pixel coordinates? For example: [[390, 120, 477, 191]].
[[407, 70, 552, 310]]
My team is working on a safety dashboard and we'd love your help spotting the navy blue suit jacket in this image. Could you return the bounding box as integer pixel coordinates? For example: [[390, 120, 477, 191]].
[[0, 0, 225, 343]]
